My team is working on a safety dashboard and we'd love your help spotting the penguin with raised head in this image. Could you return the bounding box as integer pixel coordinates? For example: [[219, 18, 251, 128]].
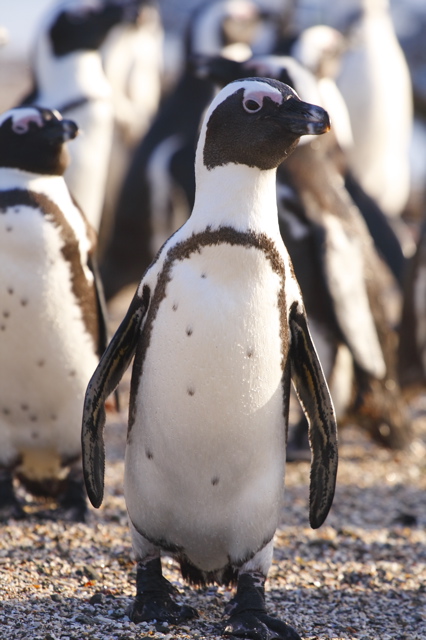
[[22, 0, 146, 232], [82, 78, 338, 639], [0, 106, 108, 522]]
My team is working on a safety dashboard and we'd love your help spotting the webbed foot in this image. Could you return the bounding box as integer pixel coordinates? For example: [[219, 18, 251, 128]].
[[223, 572, 301, 640], [128, 557, 198, 624]]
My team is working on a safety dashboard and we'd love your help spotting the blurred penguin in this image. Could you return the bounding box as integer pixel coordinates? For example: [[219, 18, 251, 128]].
[[22, 0, 147, 232], [290, 23, 407, 284], [98, 1, 164, 254], [336, 0, 413, 238]]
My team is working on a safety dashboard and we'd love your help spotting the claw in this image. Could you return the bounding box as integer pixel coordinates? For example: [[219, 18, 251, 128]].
[[224, 611, 301, 640]]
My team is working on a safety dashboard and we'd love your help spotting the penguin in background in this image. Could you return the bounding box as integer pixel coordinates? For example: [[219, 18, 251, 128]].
[[82, 78, 337, 639], [21, 0, 147, 232], [286, 23, 408, 284], [191, 53, 412, 452], [98, 0, 164, 255], [0, 106, 108, 522], [100, 0, 281, 300], [335, 0, 414, 255]]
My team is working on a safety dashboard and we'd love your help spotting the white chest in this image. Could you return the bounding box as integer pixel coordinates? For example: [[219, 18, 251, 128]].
[[125, 239, 291, 570]]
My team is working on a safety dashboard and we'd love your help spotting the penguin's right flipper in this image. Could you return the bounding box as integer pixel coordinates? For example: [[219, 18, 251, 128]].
[[81, 284, 150, 508], [289, 301, 338, 530]]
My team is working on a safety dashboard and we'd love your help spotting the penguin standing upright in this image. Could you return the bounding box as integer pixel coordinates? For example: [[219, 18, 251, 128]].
[[23, 0, 146, 232], [0, 106, 108, 522], [82, 78, 338, 640]]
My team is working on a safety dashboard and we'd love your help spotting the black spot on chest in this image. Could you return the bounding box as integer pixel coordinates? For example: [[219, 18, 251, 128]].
[[128, 226, 290, 433]]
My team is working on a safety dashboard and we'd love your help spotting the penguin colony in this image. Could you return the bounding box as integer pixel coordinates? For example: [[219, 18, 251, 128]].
[[83, 77, 338, 639], [1, 0, 424, 638], [0, 106, 106, 522]]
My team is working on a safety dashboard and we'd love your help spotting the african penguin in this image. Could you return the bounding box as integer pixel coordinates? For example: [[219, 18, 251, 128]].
[[22, 0, 146, 232], [285, 25, 407, 282], [0, 106, 108, 522], [82, 78, 338, 639], [98, 2, 164, 256], [335, 0, 413, 221]]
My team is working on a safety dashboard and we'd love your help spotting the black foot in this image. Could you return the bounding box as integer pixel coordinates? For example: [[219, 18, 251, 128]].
[[223, 573, 301, 640], [128, 557, 198, 625], [0, 470, 26, 522], [36, 468, 88, 523]]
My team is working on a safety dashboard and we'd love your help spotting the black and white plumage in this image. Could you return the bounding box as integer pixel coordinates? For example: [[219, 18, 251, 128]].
[[22, 0, 146, 232], [82, 78, 337, 639], [100, 0, 280, 300], [0, 106, 107, 522]]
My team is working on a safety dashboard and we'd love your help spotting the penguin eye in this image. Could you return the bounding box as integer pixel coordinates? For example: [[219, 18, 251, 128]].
[[243, 98, 262, 113]]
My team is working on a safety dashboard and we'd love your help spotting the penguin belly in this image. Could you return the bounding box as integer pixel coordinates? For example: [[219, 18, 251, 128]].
[[0, 203, 98, 478], [125, 242, 288, 572]]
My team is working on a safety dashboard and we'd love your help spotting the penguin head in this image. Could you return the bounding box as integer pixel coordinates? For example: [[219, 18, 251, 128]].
[[0, 107, 78, 176], [49, 0, 144, 57], [200, 77, 330, 171]]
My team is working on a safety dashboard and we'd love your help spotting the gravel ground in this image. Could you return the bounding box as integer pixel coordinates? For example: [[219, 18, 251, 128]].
[[1, 291, 426, 640]]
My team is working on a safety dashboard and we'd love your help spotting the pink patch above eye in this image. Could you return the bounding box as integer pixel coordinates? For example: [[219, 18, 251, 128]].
[[243, 88, 283, 108], [12, 113, 44, 135]]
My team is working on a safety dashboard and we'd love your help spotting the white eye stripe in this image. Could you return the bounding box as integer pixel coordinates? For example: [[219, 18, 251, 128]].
[[0, 108, 45, 134], [11, 113, 44, 135]]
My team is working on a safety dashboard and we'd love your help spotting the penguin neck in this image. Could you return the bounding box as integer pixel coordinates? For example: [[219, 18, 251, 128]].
[[36, 39, 111, 104], [190, 162, 280, 238], [0, 167, 72, 203]]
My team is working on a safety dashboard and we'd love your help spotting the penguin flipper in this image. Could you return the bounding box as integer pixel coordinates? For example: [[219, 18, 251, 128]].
[[289, 301, 338, 529], [82, 285, 150, 508]]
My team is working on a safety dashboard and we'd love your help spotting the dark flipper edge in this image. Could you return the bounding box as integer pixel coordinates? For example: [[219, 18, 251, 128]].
[[289, 301, 338, 529], [81, 285, 150, 508]]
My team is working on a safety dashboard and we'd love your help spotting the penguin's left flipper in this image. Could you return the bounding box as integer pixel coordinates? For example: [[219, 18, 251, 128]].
[[289, 302, 338, 529], [81, 284, 150, 508]]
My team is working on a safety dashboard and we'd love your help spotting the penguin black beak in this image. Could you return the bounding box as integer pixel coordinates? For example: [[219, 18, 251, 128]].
[[61, 119, 79, 142], [44, 118, 79, 144], [280, 98, 331, 137]]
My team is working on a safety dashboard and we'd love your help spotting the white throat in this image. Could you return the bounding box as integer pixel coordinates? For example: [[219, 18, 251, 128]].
[[190, 162, 280, 238]]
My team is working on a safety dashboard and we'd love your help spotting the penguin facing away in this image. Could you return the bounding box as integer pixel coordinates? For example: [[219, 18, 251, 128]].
[[82, 78, 338, 639], [0, 106, 108, 522]]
